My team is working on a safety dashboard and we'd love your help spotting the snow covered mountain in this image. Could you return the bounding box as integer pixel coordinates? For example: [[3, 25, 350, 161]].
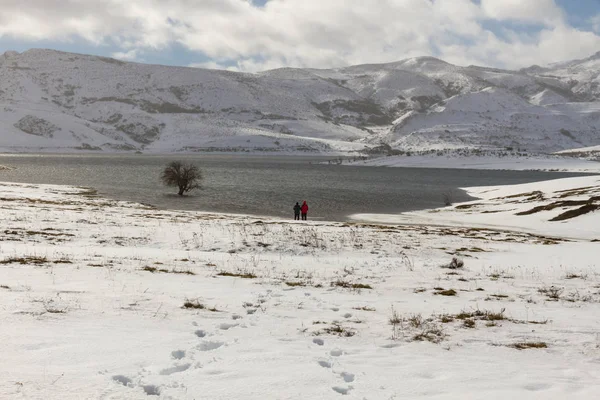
[[0, 49, 599, 154]]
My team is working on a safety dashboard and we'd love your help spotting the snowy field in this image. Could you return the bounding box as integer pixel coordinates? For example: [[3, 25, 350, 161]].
[[1, 176, 600, 399]]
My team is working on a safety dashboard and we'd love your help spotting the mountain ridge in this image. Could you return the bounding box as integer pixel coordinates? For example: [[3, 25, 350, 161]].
[[0, 48, 598, 154]]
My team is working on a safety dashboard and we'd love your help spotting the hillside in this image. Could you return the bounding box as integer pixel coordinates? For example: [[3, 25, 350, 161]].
[[0, 49, 599, 154]]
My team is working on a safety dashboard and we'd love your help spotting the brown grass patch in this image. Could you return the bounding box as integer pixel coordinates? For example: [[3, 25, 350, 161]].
[[217, 271, 257, 279], [331, 280, 373, 290], [0, 256, 48, 265], [434, 288, 457, 296], [508, 342, 548, 350]]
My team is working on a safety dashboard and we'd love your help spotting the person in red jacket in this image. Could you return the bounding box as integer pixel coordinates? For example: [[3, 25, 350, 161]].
[[300, 201, 309, 220]]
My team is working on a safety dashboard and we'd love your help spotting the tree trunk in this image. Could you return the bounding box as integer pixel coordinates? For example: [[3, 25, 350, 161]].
[[178, 187, 185, 196]]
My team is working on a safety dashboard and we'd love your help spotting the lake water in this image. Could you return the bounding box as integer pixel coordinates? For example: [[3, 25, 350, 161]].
[[0, 154, 587, 221]]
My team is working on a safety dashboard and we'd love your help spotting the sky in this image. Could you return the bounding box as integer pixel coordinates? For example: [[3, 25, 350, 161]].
[[0, 0, 599, 72]]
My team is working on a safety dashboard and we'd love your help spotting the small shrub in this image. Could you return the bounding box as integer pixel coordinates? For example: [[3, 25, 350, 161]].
[[440, 314, 454, 323], [509, 342, 548, 350], [435, 289, 457, 296], [182, 299, 205, 309], [408, 314, 425, 328], [484, 310, 506, 321], [538, 286, 563, 300], [389, 307, 402, 325], [412, 327, 445, 343], [463, 319, 476, 328]]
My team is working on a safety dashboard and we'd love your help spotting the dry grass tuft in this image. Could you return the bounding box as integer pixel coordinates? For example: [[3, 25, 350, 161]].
[[331, 280, 373, 290], [0, 256, 48, 265], [508, 342, 548, 350], [538, 286, 563, 301], [353, 306, 376, 312], [316, 324, 356, 337], [434, 288, 457, 296], [182, 299, 219, 312], [142, 266, 195, 275], [412, 328, 445, 343], [217, 270, 257, 279]]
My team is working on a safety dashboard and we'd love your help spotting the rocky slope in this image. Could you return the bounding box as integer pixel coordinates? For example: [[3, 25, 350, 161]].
[[0, 49, 598, 153]]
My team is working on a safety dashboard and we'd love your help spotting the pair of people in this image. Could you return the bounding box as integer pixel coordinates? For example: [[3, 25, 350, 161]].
[[293, 201, 309, 220]]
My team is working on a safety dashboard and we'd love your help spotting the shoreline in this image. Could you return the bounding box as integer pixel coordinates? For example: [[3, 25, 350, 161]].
[[1, 150, 600, 173]]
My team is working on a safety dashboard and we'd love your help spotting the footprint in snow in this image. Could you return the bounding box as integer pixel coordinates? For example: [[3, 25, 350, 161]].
[[112, 375, 133, 387], [197, 341, 225, 352], [332, 386, 352, 395], [340, 372, 355, 383], [159, 363, 191, 376], [195, 329, 207, 338], [171, 350, 186, 360], [318, 360, 332, 368], [330, 349, 343, 357], [313, 338, 325, 346], [219, 322, 238, 330], [142, 384, 161, 396]]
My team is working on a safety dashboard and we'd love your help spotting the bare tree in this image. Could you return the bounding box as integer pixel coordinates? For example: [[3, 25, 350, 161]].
[[161, 161, 202, 196]]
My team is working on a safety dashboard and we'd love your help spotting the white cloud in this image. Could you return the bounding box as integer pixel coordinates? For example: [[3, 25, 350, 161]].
[[111, 49, 140, 61], [479, 0, 564, 25], [0, 0, 599, 72], [592, 14, 600, 33]]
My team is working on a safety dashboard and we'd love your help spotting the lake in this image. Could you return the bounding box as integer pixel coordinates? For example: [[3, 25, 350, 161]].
[[0, 154, 588, 221]]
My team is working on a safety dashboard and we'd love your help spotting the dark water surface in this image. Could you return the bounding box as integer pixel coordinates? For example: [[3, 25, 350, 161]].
[[0, 154, 587, 221]]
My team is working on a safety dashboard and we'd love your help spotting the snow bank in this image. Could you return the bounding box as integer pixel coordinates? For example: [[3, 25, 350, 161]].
[[352, 175, 600, 239]]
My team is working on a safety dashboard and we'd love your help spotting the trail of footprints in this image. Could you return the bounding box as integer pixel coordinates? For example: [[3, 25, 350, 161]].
[[313, 336, 356, 396], [109, 292, 358, 397], [110, 320, 233, 397]]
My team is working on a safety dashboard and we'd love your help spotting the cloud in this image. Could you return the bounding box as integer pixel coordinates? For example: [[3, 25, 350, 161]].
[[592, 14, 600, 33], [479, 0, 564, 25], [0, 0, 599, 72], [111, 49, 140, 61]]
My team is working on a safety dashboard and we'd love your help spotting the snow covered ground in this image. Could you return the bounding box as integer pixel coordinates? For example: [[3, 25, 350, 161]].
[[345, 154, 600, 172], [1, 177, 600, 399]]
